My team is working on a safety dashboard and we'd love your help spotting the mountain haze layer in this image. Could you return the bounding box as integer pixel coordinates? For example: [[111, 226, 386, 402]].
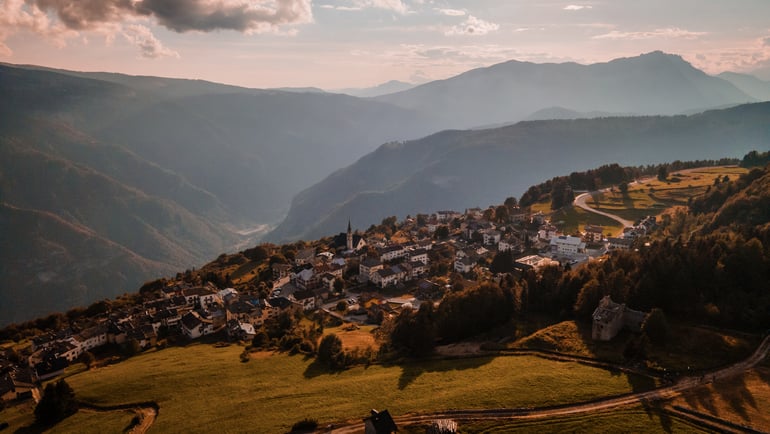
[[267, 103, 770, 242], [374, 51, 754, 129]]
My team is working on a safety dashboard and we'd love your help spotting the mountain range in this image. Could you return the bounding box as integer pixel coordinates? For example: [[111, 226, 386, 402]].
[[2, 51, 770, 324], [374, 51, 755, 129]]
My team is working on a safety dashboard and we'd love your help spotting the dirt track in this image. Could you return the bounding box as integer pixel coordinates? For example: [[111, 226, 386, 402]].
[[329, 335, 770, 433]]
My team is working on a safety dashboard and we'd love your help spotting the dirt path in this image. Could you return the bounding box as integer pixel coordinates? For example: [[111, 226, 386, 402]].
[[129, 405, 157, 434], [76, 401, 158, 433], [329, 335, 770, 433]]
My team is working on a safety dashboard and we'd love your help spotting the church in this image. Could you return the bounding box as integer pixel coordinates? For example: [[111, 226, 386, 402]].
[[332, 220, 367, 252]]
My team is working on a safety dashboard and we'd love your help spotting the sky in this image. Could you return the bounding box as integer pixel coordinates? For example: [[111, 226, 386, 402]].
[[2, 0, 770, 89]]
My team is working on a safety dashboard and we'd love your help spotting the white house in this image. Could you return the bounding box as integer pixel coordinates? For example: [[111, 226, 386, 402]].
[[359, 257, 383, 283], [291, 290, 318, 311], [407, 248, 429, 265], [482, 230, 502, 246], [181, 312, 215, 340], [372, 266, 407, 288], [73, 325, 108, 353], [182, 287, 218, 307], [379, 245, 407, 262], [550, 235, 586, 256], [454, 255, 475, 274]]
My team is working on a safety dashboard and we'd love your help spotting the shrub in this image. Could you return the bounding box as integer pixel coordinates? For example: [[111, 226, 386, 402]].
[[290, 418, 318, 433]]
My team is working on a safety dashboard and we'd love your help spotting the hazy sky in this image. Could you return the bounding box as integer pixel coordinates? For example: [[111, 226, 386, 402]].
[[2, 0, 770, 88]]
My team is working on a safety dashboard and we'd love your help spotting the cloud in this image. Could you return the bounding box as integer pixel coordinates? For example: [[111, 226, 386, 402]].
[[357, 0, 408, 14], [437, 8, 465, 17], [563, 5, 592, 11], [132, 0, 314, 33], [0, 0, 313, 58], [122, 24, 179, 58], [593, 27, 706, 40], [445, 15, 499, 36]]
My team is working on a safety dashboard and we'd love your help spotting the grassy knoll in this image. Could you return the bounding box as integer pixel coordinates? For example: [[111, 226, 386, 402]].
[[513, 321, 759, 372], [57, 344, 652, 433], [422, 407, 709, 433], [672, 366, 770, 432], [586, 166, 748, 223]]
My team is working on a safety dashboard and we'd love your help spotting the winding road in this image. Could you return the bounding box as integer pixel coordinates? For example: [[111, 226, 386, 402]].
[[573, 190, 634, 232], [329, 335, 770, 433]]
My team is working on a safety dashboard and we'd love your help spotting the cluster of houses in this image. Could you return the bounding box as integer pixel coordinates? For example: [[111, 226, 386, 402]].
[[0, 207, 658, 407], [20, 282, 319, 382]]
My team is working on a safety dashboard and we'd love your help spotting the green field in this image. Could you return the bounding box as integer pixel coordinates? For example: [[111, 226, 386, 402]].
[[586, 166, 748, 223], [11, 344, 661, 433]]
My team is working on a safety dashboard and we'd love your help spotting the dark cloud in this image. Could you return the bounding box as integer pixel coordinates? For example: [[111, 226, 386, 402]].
[[134, 0, 312, 32], [29, 0, 313, 33]]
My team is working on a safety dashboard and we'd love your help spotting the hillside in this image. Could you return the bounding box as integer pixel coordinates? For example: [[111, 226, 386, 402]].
[[0, 203, 173, 324], [374, 51, 753, 129], [0, 64, 443, 325], [267, 103, 770, 242]]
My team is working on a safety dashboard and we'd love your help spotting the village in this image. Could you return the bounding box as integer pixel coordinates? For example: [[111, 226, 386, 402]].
[[1, 202, 658, 407]]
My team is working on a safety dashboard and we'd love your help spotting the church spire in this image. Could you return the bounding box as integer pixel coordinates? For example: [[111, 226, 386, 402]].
[[346, 219, 353, 251]]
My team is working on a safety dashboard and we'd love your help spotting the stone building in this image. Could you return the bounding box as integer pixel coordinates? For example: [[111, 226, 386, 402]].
[[592, 295, 646, 341]]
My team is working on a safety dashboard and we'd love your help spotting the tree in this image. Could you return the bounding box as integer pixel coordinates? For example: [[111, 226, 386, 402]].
[[434, 225, 449, 240], [490, 250, 514, 274], [504, 196, 518, 210], [333, 278, 345, 293], [78, 351, 95, 369], [317, 334, 345, 369], [642, 308, 670, 345], [619, 182, 629, 197], [35, 380, 78, 426], [657, 166, 668, 181], [495, 205, 509, 223]]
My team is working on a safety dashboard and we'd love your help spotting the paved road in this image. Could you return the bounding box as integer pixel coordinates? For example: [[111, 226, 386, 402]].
[[573, 191, 634, 235], [329, 335, 770, 433]]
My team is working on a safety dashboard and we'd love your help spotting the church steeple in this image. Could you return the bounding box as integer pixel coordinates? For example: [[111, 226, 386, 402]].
[[346, 219, 353, 251]]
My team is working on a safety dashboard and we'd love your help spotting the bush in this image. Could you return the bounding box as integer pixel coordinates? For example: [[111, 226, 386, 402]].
[[317, 334, 345, 369], [290, 418, 318, 433]]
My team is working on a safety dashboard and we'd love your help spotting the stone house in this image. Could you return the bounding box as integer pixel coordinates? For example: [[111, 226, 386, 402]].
[[592, 295, 646, 341]]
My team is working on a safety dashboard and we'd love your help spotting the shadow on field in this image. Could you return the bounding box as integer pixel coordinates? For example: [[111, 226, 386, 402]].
[[639, 397, 673, 433], [390, 356, 494, 390]]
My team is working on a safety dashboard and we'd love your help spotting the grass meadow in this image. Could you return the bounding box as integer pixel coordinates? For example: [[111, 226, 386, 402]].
[[585, 166, 748, 223], [2, 343, 662, 433]]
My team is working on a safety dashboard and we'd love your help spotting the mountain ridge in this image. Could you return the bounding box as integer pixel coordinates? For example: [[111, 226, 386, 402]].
[[267, 102, 770, 242]]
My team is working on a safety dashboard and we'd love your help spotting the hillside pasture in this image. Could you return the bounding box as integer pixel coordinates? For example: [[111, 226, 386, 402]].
[[45, 344, 658, 433], [586, 166, 748, 223]]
